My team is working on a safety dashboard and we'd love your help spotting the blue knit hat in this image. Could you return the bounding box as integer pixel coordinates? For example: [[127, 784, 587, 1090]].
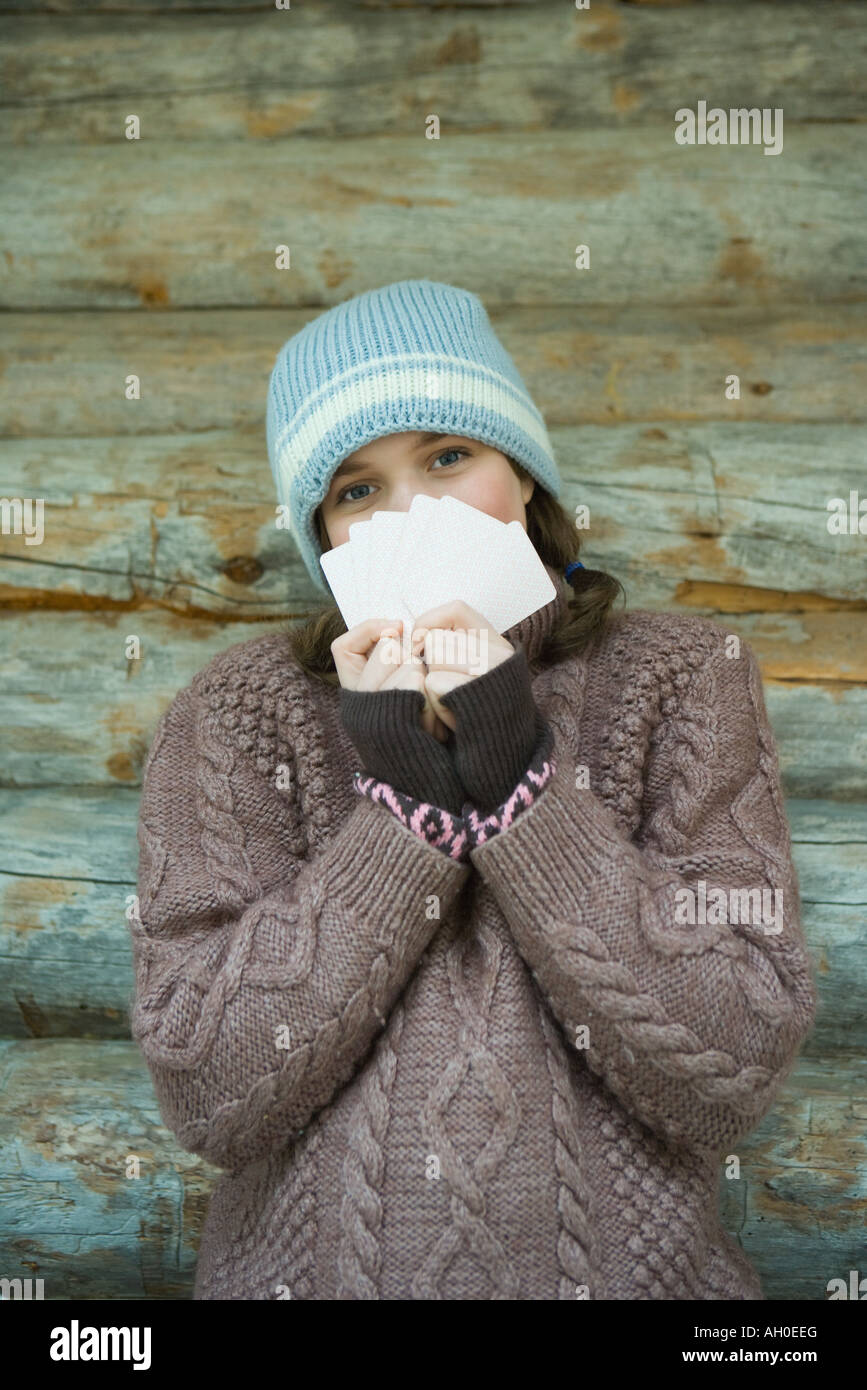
[[266, 278, 563, 594]]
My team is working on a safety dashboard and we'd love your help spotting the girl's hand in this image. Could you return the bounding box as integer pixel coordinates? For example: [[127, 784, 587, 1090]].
[[410, 601, 515, 733], [331, 619, 450, 742]]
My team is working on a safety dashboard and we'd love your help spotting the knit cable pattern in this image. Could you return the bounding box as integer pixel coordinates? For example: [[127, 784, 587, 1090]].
[[412, 918, 522, 1298], [336, 999, 408, 1299], [595, 614, 719, 842], [471, 614, 818, 1154], [131, 650, 468, 1172], [130, 599, 816, 1298], [535, 996, 600, 1299]]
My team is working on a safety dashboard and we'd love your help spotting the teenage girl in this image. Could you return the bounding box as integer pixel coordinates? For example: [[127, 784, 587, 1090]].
[[131, 279, 817, 1300]]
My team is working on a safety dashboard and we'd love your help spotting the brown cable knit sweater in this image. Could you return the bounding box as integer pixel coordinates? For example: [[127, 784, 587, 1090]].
[[130, 564, 817, 1300]]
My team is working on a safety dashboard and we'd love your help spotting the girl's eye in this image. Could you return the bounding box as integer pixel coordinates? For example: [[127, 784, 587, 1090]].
[[431, 448, 468, 469], [335, 449, 469, 504], [337, 482, 374, 504]]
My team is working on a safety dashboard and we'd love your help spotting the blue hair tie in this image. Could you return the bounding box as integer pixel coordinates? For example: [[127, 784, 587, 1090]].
[[564, 561, 585, 580]]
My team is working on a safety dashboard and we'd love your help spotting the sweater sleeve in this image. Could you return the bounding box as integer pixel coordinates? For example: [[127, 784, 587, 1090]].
[[130, 678, 470, 1172], [467, 635, 818, 1155], [438, 644, 548, 813], [350, 719, 558, 863], [339, 685, 467, 813]]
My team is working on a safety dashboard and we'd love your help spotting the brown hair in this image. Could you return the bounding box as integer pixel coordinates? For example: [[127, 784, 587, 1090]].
[[284, 459, 625, 687]]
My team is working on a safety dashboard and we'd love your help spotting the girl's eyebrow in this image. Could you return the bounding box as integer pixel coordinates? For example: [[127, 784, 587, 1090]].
[[333, 433, 451, 481]]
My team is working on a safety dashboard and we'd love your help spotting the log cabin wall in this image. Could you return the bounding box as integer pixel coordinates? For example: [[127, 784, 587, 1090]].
[[0, 0, 865, 1300]]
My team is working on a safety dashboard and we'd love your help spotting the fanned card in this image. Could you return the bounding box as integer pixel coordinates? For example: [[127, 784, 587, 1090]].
[[320, 494, 555, 635]]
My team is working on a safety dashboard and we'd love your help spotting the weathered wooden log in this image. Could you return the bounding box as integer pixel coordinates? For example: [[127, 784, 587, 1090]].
[[0, 1038, 859, 1300], [2, 127, 865, 310], [0, 1038, 212, 1300], [1, 607, 864, 790], [0, 791, 862, 1053], [4, 309, 865, 440], [2, 425, 865, 615], [716, 1054, 867, 1302], [2, 2, 864, 140]]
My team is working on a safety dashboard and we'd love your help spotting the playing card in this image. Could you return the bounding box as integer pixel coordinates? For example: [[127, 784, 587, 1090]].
[[369, 510, 416, 631], [347, 517, 373, 616], [391, 495, 440, 612], [319, 536, 367, 630], [399, 498, 494, 618], [440, 494, 509, 548], [368, 511, 405, 615], [482, 520, 556, 629], [320, 494, 556, 639], [396, 496, 556, 631]]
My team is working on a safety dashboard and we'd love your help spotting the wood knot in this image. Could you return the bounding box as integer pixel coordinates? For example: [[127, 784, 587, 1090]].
[[221, 555, 264, 585]]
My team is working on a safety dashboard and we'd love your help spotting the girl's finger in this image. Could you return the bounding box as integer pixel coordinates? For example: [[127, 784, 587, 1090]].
[[356, 631, 409, 692], [409, 602, 505, 677], [423, 674, 461, 731], [411, 600, 491, 636], [430, 716, 450, 744], [332, 617, 403, 661], [419, 699, 450, 743], [417, 625, 512, 677], [332, 618, 403, 689]]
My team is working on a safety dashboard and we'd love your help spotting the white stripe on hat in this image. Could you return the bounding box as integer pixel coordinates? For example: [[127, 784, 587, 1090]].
[[272, 353, 552, 499]]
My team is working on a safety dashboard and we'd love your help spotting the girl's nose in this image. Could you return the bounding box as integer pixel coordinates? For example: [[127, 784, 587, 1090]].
[[379, 486, 440, 513]]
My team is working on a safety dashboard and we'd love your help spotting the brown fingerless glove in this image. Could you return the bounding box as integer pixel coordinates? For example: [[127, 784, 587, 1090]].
[[438, 646, 551, 814], [339, 685, 467, 815]]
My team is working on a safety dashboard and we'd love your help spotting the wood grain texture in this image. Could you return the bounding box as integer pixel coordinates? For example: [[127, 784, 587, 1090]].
[[2, 127, 865, 310], [3, 3, 865, 141], [0, 1038, 211, 1300], [6, 309, 867, 433], [0, 1038, 859, 1300], [716, 1053, 867, 1302], [2, 426, 866, 620], [2, 0, 863, 1303], [0, 791, 861, 1050], [0, 610, 865, 791], [4, 309, 865, 436]]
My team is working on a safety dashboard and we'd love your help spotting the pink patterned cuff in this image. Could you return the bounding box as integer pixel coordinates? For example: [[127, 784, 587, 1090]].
[[352, 773, 471, 861], [463, 746, 556, 847], [352, 728, 557, 859]]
